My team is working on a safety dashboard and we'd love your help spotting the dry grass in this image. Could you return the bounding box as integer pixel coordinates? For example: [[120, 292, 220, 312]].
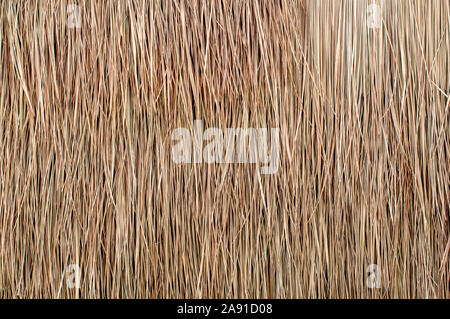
[[0, 0, 449, 298]]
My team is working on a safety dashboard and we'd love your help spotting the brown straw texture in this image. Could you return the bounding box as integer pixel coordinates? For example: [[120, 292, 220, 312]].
[[0, 0, 449, 298]]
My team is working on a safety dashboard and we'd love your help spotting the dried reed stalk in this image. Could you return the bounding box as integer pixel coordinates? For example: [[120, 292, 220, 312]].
[[0, 0, 448, 298]]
